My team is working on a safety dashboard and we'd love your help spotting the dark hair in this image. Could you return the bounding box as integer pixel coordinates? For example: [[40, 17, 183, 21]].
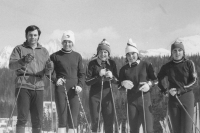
[[25, 25, 41, 38]]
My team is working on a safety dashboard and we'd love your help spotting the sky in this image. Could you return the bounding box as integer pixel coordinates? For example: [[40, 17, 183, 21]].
[[1, 0, 200, 56]]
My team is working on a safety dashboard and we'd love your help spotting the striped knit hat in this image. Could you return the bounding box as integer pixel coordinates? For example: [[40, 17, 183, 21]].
[[61, 30, 75, 44], [97, 39, 111, 54], [125, 38, 139, 54]]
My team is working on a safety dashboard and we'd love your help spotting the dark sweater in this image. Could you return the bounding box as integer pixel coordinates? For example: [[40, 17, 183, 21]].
[[85, 58, 118, 97], [50, 50, 85, 89], [119, 60, 157, 100], [157, 58, 197, 95]]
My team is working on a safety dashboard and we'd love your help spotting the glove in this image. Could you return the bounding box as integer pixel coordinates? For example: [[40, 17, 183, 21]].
[[105, 70, 113, 79], [73, 86, 82, 93], [45, 60, 54, 71], [121, 80, 134, 90], [169, 88, 177, 96], [99, 69, 106, 77], [23, 53, 34, 64], [139, 82, 150, 92], [56, 78, 66, 86]]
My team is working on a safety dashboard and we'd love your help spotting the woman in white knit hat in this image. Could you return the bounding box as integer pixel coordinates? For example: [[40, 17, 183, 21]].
[[50, 30, 85, 133], [119, 39, 158, 133], [85, 39, 118, 133]]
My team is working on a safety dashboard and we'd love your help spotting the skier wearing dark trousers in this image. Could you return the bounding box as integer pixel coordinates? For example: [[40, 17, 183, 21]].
[[85, 39, 118, 133], [118, 39, 158, 133], [9, 25, 53, 133], [50, 30, 85, 133], [157, 41, 197, 133]]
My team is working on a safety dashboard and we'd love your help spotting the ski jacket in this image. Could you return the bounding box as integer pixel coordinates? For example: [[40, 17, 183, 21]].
[[50, 49, 85, 89], [157, 58, 197, 96], [9, 41, 50, 90], [119, 60, 158, 101], [85, 58, 118, 97]]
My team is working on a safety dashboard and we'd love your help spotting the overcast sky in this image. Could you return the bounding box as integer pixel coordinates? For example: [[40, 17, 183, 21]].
[[1, 0, 200, 56]]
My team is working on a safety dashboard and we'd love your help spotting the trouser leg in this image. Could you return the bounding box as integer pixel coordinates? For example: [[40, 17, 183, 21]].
[[89, 96, 100, 132], [16, 88, 30, 127], [101, 97, 114, 133]]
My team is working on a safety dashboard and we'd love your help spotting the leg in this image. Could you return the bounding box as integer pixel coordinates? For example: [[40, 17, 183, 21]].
[[141, 101, 154, 133], [89, 96, 100, 132], [67, 91, 80, 129], [55, 86, 68, 128], [180, 93, 194, 133], [101, 96, 114, 133], [30, 90, 43, 133], [168, 100, 181, 133], [16, 88, 30, 132], [129, 102, 140, 133]]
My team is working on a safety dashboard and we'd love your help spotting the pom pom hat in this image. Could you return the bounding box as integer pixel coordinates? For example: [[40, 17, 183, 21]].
[[61, 30, 75, 44], [97, 39, 111, 55], [125, 38, 139, 54], [171, 41, 185, 52]]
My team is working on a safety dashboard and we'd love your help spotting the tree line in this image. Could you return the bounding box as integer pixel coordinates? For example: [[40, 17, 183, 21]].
[[0, 55, 199, 133]]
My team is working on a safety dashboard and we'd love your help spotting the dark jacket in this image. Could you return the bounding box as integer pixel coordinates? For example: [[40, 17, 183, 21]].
[[157, 58, 197, 95], [85, 58, 118, 97]]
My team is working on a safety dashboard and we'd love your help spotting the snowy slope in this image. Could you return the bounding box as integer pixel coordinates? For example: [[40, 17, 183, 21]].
[[139, 48, 170, 57]]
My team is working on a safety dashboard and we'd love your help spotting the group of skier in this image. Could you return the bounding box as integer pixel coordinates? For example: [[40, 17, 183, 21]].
[[9, 25, 198, 133]]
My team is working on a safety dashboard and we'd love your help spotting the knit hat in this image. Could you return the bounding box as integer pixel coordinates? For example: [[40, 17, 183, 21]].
[[97, 39, 111, 54], [61, 30, 75, 44], [171, 41, 185, 52], [125, 38, 139, 54]]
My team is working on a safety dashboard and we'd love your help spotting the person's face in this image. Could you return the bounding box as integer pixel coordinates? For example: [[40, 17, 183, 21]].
[[98, 50, 109, 61], [172, 48, 184, 60], [62, 40, 73, 51], [26, 30, 39, 45], [126, 52, 138, 63]]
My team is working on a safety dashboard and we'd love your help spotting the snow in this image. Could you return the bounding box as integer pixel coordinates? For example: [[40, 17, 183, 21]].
[[0, 35, 200, 68]]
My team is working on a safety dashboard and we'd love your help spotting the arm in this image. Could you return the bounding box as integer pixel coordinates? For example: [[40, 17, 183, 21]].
[[85, 62, 101, 86], [157, 65, 167, 94], [179, 60, 197, 94], [118, 67, 126, 90], [147, 63, 158, 87], [77, 55, 85, 88], [110, 61, 119, 84], [9, 46, 26, 70]]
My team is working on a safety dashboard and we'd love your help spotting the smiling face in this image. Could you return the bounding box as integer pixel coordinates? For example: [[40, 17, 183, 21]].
[[26, 30, 39, 46], [62, 40, 73, 51], [172, 48, 184, 60], [98, 50, 109, 61], [126, 52, 138, 63]]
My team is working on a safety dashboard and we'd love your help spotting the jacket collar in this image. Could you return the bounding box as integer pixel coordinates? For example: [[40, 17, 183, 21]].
[[22, 41, 42, 49], [128, 60, 140, 67], [96, 57, 110, 66]]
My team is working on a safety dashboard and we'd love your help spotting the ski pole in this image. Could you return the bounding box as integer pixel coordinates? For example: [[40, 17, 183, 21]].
[[97, 77, 104, 132], [76, 92, 92, 133], [6, 65, 28, 131], [141, 91, 147, 133], [126, 89, 129, 133], [49, 71, 54, 131], [175, 95, 200, 132], [109, 81, 120, 133], [63, 85, 76, 133]]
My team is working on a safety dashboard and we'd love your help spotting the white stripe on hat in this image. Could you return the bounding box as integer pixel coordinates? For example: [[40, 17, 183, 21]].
[[125, 38, 139, 54]]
